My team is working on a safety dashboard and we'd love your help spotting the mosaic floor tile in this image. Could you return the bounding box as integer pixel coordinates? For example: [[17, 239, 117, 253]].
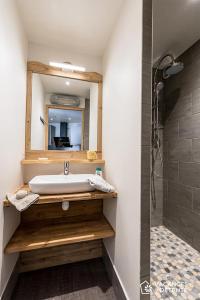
[[151, 226, 200, 299]]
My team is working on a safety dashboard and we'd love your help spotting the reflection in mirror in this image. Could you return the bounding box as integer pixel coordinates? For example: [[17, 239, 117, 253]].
[[31, 74, 98, 151], [48, 108, 83, 151]]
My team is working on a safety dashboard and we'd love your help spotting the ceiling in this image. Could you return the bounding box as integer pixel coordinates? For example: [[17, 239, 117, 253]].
[[48, 108, 82, 124], [38, 74, 92, 98], [16, 0, 124, 56], [153, 0, 200, 63]]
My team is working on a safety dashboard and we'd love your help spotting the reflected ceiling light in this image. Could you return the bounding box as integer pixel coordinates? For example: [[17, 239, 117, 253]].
[[50, 118, 54, 121], [49, 61, 86, 72], [65, 81, 70, 86]]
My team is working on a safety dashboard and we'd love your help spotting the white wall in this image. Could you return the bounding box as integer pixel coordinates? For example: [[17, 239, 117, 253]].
[[51, 123, 60, 137], [31, 74, 45, 150], [102, 0, 143, 299], [89, 84, 98, 150], [0, 0, 27, 296], [68, 123, 82, 146], [28, 42, 102, 73]]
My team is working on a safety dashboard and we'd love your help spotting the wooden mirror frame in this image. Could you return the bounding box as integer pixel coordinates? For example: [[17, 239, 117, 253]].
[[25, 61, 102, 160]]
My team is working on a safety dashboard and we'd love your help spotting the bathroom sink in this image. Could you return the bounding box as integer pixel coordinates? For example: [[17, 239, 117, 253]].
[[29, 174, 95, 194]]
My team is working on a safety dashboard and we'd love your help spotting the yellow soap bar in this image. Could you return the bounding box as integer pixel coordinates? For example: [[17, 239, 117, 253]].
[[87, 151, 97, 161]]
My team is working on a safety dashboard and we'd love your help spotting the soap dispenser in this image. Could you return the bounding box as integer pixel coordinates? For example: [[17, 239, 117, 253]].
[[96, 167, 103, 177]]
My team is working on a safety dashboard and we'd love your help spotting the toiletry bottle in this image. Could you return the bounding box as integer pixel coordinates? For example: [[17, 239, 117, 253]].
[[96, 167, 103, 177]]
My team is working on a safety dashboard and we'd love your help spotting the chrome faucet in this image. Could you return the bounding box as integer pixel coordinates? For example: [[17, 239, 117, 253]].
[[64, 161, 70, 175]]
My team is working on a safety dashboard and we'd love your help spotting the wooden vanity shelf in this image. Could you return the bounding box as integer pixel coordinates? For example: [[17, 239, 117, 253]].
[[3, 185, 117, 207], [4, 190, 116, 272], [5, 216, 114, 254]]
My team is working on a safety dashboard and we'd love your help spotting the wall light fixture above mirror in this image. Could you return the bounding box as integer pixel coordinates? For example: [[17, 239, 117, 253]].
[[49, 61, 86, 72]]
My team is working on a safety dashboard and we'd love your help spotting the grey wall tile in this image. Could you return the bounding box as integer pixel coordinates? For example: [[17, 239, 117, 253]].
[[169, 94, 192, 120], [168, 138, 192, 162], [163, 141, 169, 160], [168, 182, 193, 209], [141, 180, 150, 226], [152, 129, 164, 227], [151, 209, 163, 227], [193, 188, 200, 213], [142, 146, 151, 176], [192, 88, 200, 113], [141, 0, 152, 281], [142, 0, 152, 67], [164, 119, 179, 141], [180, 162, 200, 188], [163, 40, 200, 253], [179, 114, 200, 139], [163, 180, 168, 217], [142, 103, 151, 145], [141, 146, 151, 227], [141, 224, 150, 278], [179, 116, 193, 138], [192, 113, 200, 138], [142, 62, 152, 104], [154, 178, 163, 208], [163, 161, 179, 181], [163, 206, 195, 246], [192, 139, 200, 162]]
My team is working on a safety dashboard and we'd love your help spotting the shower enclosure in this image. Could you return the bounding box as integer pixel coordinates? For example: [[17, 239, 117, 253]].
[[151, 54, 184, 226], [150, 40, 200, 299]]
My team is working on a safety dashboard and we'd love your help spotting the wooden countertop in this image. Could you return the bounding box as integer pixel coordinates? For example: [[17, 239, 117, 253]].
[[3, 185, 117, 207]]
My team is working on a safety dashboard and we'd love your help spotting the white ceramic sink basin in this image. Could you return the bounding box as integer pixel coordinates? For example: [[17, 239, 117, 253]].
[[29, 174, 95, 194]]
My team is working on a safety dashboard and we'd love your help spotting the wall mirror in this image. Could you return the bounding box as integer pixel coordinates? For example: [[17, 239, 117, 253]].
[[25, 62, 102, 158]]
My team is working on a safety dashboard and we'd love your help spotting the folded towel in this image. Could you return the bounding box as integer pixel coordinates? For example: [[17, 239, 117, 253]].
[[88, 175, 115, 193], [6, 190, 39, 211]]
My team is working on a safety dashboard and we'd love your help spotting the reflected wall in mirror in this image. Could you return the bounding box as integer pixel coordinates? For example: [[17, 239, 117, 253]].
[[48, 107, 84, 151], [31, 74, 98, 151]]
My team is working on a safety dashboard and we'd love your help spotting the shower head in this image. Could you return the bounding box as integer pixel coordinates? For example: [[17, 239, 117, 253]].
[[154, 54, 184, 83], [163, 60, 184, 79]]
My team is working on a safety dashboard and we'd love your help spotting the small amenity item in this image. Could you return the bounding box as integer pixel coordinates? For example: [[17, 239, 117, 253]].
[[38, 157, 49, 160], [87, 151, 97, 161], [16, 190, 28, 199], [6, 190, 39, 211], [96, 167, 103, 177]]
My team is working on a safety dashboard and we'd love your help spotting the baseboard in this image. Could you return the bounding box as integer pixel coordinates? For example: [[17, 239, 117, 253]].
[[1, 261, 19, 300], [102, 246, 127, 300]]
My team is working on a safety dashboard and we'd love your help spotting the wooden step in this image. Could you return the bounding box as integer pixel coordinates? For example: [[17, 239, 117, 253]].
[[3, 185, 117, 207], [5, 216, 114, 254]]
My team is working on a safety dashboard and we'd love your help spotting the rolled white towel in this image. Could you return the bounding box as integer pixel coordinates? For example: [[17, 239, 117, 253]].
[[88, 175, 115, 193], [6, 190, 39, 211]]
